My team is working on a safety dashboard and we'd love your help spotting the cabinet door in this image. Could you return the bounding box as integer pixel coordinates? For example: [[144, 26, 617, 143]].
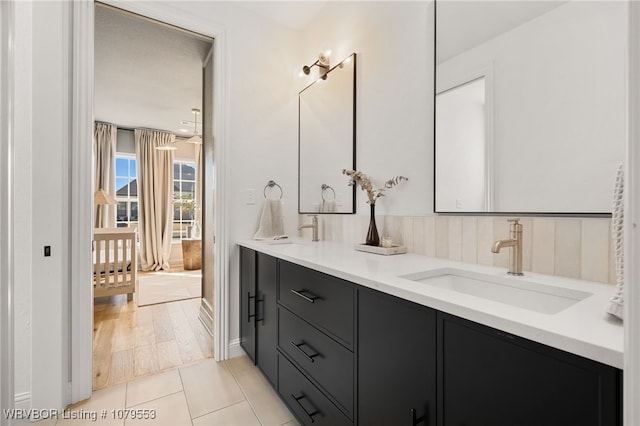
[[358, 288, 437, 426], [437, 312, 622, 426], [256, 252, 278, 386], [239, 247, 257, 363]]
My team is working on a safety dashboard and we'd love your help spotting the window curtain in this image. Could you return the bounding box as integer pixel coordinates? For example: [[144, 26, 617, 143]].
[[94, 122, 117, 228], [195, 143, 203, 225], [135, 129, 175, 271]]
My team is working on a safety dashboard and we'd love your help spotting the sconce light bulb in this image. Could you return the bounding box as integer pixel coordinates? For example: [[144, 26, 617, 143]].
[[298, 71, 305, 78], [324, 49, 332, 57]]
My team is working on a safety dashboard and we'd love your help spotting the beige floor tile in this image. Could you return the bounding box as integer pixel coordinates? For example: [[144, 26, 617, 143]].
[[234, 367, 294, 426], [223, 355, 255, 376], [126, 369, 184, 408], [280, 420, 302, 426], [192, 400, 261, 426], [13, 417, 57, 425], [58, 383, 126, 426], [180, 359, 246, 418], [126, 391, 191, 426]]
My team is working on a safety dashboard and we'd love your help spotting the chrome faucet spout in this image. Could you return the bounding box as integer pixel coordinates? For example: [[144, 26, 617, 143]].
[[491, 219, 524, 276]]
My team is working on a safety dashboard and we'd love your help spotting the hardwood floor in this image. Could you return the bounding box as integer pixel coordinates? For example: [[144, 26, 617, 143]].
[[93, 294, 212, 390]]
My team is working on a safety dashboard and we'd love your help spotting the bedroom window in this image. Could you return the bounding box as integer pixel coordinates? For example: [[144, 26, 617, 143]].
[[115, 155, 138, 228], [173, 160, 197, 240]]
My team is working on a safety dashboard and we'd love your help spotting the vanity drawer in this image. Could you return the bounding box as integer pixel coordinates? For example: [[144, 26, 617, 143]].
[[278, 354, 353, 426], [278, 261, 354, 347], [278, 306, 354, 418]]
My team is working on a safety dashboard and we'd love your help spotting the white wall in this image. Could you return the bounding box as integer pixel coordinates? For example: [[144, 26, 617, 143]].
[[12, 1, 33, 409], [13, 0, 302, 409], [297, 1, 434, 217]]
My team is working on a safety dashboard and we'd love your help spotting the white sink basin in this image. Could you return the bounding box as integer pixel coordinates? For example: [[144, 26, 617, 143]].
[[258, 239, 306, 246], [399, 269, 592, 314]]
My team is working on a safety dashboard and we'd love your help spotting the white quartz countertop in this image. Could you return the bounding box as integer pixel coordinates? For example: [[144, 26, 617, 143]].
[[238, 238, 624, 369]]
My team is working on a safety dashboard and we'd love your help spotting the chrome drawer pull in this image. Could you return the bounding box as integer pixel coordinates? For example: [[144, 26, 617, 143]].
[[291, 393, 320, 423], [290, 341, 321, 363], [290, 289, 319, 303]]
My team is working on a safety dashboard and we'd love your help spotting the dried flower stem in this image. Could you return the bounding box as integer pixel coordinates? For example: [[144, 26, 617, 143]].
[[342, 169, 408, 205]]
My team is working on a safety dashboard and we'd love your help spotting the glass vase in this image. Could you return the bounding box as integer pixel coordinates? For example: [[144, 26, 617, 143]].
[[365, 203, 380, 246], [190, 220, 201, 239]]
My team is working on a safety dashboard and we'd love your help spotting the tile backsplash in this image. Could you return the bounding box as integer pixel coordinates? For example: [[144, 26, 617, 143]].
[[308, 215, 614, 285]]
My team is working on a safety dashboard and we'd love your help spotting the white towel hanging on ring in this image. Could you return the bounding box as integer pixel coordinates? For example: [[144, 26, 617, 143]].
[[253, 198, 285, 239]]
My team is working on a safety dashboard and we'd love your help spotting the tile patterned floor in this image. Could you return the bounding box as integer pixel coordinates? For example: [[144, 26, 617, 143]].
[[59, 356, 298, 426]]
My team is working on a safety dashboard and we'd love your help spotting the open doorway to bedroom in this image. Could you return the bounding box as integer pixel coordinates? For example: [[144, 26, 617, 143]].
[[92, 2, 215, 390]]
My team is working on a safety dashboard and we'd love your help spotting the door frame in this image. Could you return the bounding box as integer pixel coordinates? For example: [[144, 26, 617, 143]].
[[70, 0, 229, 401], [0, 0, 15, 418]]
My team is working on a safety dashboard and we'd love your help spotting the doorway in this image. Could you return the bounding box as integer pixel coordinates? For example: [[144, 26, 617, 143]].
[[92, 3, 215, 390]]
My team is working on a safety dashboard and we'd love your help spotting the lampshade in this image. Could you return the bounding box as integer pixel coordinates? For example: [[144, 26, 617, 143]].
[[94, 189, 118, 205]]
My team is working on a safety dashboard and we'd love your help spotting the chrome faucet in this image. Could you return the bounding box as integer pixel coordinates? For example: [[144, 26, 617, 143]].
[[298, 214, 319, 241], [491, 218, 524, 276]]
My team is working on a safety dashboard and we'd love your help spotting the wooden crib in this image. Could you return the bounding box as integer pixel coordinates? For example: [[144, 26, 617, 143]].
[[93, 228, 137, 300]]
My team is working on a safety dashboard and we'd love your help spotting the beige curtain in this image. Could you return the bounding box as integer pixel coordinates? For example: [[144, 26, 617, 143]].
[[195, 143, 203, 224], [135, 129, 175, 271], [94, 122, 117, 228]]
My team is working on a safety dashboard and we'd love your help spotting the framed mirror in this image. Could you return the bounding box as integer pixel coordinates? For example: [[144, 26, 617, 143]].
[[434, 1, 626, 214], [299, 53, 356, 214]]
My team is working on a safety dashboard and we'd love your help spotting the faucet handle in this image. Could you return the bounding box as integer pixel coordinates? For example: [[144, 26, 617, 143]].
[[507, 218, 520, 223]]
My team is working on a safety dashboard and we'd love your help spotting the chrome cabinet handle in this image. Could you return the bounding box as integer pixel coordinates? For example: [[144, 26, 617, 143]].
[[290, 289, 319, 303], [291, 393, 320, 423], [289, 341, 320, 363]]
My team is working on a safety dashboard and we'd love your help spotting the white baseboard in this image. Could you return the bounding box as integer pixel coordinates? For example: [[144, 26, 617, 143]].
[[14, 391, 30, 410], [198, 298, 214, 337], [228, 338, 245, 358]]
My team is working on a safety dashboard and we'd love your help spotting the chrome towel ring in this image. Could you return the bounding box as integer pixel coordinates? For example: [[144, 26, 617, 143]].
[[264, 180, 283, 199], [321, 184, 336, 201]]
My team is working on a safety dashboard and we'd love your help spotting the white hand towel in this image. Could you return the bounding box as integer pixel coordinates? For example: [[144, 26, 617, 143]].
[[321, 200, 337, 213], [607, 163, 624, 319], [253, 198, 285, 239]]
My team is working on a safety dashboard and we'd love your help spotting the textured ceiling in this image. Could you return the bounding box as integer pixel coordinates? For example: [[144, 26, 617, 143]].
[[94, 4, 212, 136]]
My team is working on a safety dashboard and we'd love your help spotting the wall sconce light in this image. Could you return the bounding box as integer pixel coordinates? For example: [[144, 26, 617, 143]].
[[302, 51, 331, 80]]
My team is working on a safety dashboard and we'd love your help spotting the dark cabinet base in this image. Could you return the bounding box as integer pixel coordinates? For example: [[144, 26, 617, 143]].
[[239, 248, 622, 426], [437, 312, 622, 426], [278, 354, 352, 426]]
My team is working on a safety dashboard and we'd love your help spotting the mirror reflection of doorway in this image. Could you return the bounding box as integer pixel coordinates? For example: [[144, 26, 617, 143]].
[[92, 2, 214, 391]]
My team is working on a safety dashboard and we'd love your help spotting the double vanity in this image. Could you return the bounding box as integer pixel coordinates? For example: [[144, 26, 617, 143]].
[[238, 239, 623, 426]]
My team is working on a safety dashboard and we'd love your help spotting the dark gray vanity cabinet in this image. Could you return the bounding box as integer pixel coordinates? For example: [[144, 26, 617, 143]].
[[277, 260, 355, 425], [239, 247, 256, 362], [358, 288, 437, 426], [437, 312, 622, 426], [239, 247, 278, 386], [238, 248, 622, 426]]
